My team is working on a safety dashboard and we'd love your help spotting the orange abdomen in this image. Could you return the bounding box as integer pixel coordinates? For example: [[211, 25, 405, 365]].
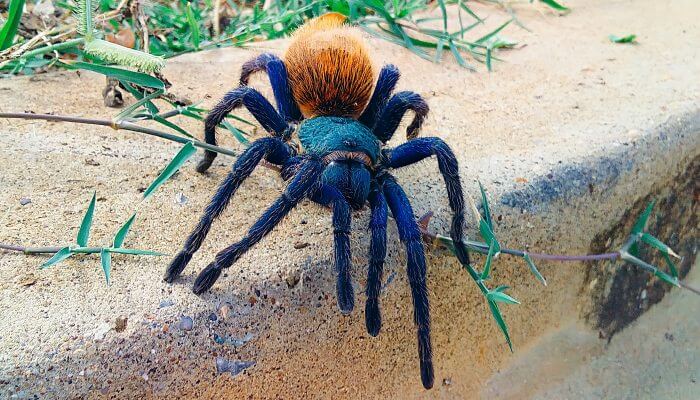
[[284, 13, 375, 119]]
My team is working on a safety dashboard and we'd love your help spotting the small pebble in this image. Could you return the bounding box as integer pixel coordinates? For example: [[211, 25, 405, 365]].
[[159, 299, 174, 309], [175, 192, 188, 205], [218, 303, 232, 320], [285, 269, 301, 289], [294, 242, 309, 249], [115, 315, 128, 332], [19, 197, 31, 206], [215, 357, 255, 376], [208, 313, 218, 322], [179, 316, 194, 331]]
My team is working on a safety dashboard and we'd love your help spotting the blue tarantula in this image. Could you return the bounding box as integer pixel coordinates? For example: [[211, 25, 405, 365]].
[[164, 13, 471, 389]]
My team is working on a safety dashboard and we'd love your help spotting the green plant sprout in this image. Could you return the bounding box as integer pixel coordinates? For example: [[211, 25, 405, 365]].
[[609, 34, 637, 44]]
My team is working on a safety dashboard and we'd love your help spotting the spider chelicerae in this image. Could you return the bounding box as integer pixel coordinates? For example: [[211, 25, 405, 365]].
[[164, 13, 471, 389]]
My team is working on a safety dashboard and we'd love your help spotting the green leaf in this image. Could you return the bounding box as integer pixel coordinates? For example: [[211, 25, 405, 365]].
[[0, 0, 26, 50], [654, 268, 680, 287], [106, 248, 166, 256], [41, 246, 73, 268], [485, 47, 493, 72], [493, 285, 510, 293], [630, 200, 655, 257], [61, 61, 165, 89], [221, 119, 250, 146], [478, 181, 493, 230], [475, 19, 512, 45], [153, 115, 194, 138], [488, 300, 513, 351], [609, 34, 637, 44], [77, 191, 97, 247], [641, 233, 680, 259], [100, 249, 112, 284], [114, 89, 164, 122], [662, 253, 679, 279], [448, 39, 475, 71], [113, 213, 137, 248], [436, 0, 448, 31], [119, 81, 160, 115], [481, 241, 496, 280], [185, 1, 201, 50], [487, 290, 521, 305], [479, 219, 501, 255], [143, 142, 197, 200], [539, 0, 569, 11], [523, 253, 547, 286]]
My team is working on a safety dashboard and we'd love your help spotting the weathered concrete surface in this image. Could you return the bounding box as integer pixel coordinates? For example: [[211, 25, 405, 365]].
[[0, 0, 698, 398]]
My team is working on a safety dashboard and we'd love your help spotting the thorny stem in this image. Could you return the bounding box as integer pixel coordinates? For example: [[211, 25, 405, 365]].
[[0, 113, 697, 294]]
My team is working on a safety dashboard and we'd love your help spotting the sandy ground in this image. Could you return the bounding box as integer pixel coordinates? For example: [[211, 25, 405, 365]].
[[0, 0, 698, 398]]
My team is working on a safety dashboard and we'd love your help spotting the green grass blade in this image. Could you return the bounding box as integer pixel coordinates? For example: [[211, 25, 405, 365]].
[[487, 290, 521, 305], [113, 213, 137, 248], [479, 219, 501, 255], [488, 300, 513, 351], [61, 61, 165, 89], [523, 253, 547, 286], [662, 253, 679, 278], [478, 181, 493, 230], [153, 115, 194, 138], [494, 285, 510, 293], [448, 39, 475, 71], [119, 81, 160, 114], [143, 142, 197, 200], [0, 0, 26, 50], [481, 241, 496, 280], [539, 0, 569, 11], [107, 248, 166, 256], [632, 201, 656, 235], [221, 119, 250, 146], [486, 47, 493, 72], [100, 249, 112, 284], [41, 246, 73, 269], [641, 233, 680, 259], [458, 0, 483, 23], [609, 34, 636, 44], [114, 89, 164, 122], [77, 191, 97, 247], [654, 268, 680, 287], [475, 19, 512, 45], [185, 1, 201, 50], [436, 0, 448, 31]]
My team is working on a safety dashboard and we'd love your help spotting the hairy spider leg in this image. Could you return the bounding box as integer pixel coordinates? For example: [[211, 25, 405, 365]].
[[193, 158, 324, 294], [373, 91, 429, 143], [310, 184, 355, 313], [198, 87, 291, 173], [240, 53, 302, 122], [364, 182, 388, 336], [164, 137, 295, 283], [358, 64, 400, 128], [381, 174, 434, 389], [385, 137, 471, 266]]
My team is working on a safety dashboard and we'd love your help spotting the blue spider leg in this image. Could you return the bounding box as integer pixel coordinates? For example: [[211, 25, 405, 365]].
[[365, 182, 388, 336], [164, 137, 295, 283], [192, 158, 324, 294], [358, 64, 400, 128], [373, 91, 429, 143], [240, 53, 302, 122], [310, 184, 355, 314], [198, 86, 291, 173], [385, 137, 470, 267], [381, 174, 434, 389]]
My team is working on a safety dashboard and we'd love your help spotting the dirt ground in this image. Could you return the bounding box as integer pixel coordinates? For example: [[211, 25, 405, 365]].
[[0, 0, 698, 398]]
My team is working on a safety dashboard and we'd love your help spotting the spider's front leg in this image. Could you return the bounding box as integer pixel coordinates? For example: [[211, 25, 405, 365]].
[[373, 91, 429, 143], [310, 185, 354, 313], [385, 137, 471, 266], [193, 158, 324, 294], [164, 137, 295, 283], [380, 174, 434, 389], [198, 87, 293, 173]]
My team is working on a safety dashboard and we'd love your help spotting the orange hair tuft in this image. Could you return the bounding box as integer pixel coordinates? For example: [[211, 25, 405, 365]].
[[284, 13, 375, 119]]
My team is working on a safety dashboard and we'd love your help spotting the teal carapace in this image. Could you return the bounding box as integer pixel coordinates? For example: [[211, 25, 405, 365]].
[[297, 116, 381, 162]]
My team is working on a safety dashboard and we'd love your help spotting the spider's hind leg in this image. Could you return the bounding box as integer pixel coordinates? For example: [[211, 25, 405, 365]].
[[164, 137, 294, 283], [193, 159, 324, 294], [198, 87, 292, 173], [240, 53, 302, 122], [381, 174, 434, 389]]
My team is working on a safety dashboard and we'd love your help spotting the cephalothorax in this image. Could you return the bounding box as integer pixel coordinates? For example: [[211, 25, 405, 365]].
[[164, 13, 471, 389]]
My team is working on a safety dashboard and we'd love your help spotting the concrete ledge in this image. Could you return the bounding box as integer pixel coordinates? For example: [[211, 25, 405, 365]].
[[1, 0, 698, 398]]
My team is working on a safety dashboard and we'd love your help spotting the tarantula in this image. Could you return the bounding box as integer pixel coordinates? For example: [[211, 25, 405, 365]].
[[164, 13, 471, 389]]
